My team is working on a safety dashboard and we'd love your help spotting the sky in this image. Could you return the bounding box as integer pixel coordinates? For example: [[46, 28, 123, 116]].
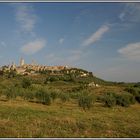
[[0, 2, 140, 82]]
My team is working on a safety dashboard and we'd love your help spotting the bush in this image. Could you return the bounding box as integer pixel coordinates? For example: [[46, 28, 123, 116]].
[[43, 94, 51, 105], [23, 90, 35, 101], [35, 90, 51, 105], [124, 88, 137, 95], [35, 90, 43, 101], [0, 70, 4, 75], [50, 91, 58, 101], [133, 82, 140, 88], [7, 70, 17, 78], [78, 92, 96, 110], [69, 92, 81, 99], [5, 88, 16, 99], [59, 93, 69, 102], [116, 93, 135, 107], [49, 77, 59, 82], [124, 87, 140, 103], [104, 92, 116, 107], [22, 78, 31, 88], [103, 92, 136, 107], [129, 95, 136, 104], [135, 95, 140, 103], [4, 87, 18, 100]]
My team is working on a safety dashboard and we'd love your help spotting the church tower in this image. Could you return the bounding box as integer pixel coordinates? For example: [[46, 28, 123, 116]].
[[20, 58, 24, 66]]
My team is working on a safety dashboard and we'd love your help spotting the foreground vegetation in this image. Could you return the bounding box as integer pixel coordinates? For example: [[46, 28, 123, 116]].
[[0, 72, 140, 137], [0, 100, 140, 137]]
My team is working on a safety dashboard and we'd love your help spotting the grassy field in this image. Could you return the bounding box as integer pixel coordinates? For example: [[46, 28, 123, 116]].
[[0, 99, 140, 138], [0, 74, 140, 138]]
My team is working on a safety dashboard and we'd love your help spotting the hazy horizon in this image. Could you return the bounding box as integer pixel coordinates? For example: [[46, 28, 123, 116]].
[[0, 2, 140, 82]]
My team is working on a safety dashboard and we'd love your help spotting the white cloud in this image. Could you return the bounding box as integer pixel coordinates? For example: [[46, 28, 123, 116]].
[[59, 38, 64, 44], [119, 3, 140, 23], [82, 24, 109, 47], [15, 4, 36, 33], [21, 39, 46, 55], [118, 42, 140, 61]]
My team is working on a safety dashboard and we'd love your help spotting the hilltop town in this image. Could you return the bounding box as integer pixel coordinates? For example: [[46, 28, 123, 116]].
[[0, 58, 92, 78]]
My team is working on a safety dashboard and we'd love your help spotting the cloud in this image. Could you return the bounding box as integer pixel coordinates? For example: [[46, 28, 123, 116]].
[[119, 3, 140, 23], [82, 24, 109, 47], [118, 42, 140, 61], [21, 39, 46, 55], [59, 38, 64, 44], [15, 4, 37, 33]]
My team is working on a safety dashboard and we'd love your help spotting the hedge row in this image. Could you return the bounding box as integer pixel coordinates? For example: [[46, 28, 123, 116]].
[[103, 92, 136, 107]]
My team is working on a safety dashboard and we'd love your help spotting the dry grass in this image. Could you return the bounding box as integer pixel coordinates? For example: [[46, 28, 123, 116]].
[[0, 99, 140, 138]]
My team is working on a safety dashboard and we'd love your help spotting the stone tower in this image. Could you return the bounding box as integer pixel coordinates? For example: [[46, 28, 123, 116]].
[[20, 58, 24, 66]]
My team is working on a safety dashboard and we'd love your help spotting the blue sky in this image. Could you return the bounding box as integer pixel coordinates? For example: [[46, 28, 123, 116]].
[[0, 2, 140, 82]]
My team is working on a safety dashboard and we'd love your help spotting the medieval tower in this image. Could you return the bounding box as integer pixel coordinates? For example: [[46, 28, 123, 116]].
[[20, 58, 25, 66]]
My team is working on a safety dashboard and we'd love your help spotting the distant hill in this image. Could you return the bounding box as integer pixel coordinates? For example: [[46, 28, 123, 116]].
[[0, 61, 108, 85], [38, 67, 108, 86]]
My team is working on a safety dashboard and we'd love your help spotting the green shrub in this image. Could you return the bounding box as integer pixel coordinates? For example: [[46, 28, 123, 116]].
[[103, 92, 136, 107], [35, 90, 43, 101], [50, 91, 58, 101], [116, 93, 135, 107], [124, 87, 140, 103], [23, 90, 35, 101], [22, 78, 31, 88], [59, 93, 69, 102], [49, 77, 59, 82], [4, 87, 18, 99], [35, 90, 51, 105], [124, 87, 139, 96], [135, 95, 140, 103], [43, 94, 51, 105], [129, 95, 136, 104], [7, 70, 17, 78], [69, 92, 81, 99], [133, 82, 140, 88], [0, 70, 4, 75], [78, 92, 96, 110], [104, 92, 116, 107], [17, 88, 26, 98]]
